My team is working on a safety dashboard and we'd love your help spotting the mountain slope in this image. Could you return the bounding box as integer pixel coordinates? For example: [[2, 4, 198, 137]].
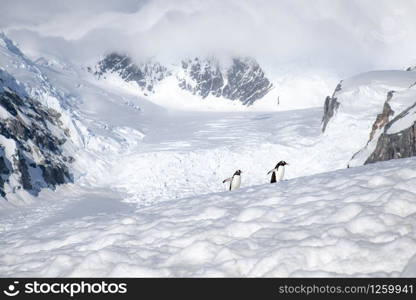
[[321, 70, 416, 166], [0, 34, 81, 200], [0, 69, 73, 199], [363, 88, 416, 164]]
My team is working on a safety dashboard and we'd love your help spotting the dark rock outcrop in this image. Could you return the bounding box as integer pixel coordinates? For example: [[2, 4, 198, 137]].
[[178, 58, 224, 98], [0, 148, 11, 197], [368, 91, 395, 141], [365, 101, 416, 164], [0, 76, 73, 197], [321, 81, 342, 132], [94, 53, 170, 93], [179, 57, 273, 105]]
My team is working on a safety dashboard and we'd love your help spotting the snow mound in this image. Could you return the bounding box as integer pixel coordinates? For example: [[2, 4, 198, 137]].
[[1, 157, 416, 277]]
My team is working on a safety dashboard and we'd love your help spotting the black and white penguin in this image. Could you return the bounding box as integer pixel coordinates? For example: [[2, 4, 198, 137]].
[[267, 161, 288, 183], [223, 170, 242, 191]]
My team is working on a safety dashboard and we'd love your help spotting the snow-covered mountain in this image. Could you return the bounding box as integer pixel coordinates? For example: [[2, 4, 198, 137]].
[[93, 53, 170, 94], [321, 70, 416, 167], [179, 57, 273, 105], [0, 69, 73, 197], [0, 33, 82, 200], [92, 53, 273, 106]]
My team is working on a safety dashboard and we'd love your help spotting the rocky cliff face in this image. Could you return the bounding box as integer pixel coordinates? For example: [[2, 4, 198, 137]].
[[346, 79, 416, 166], [0, 69, 73, 197], [321, 69, 416, 167], [368, 91, 395, 141], [365, 100, 416, 164], [321, 81, 342, 132], [93, 54, 273, 106], [93, 53, 170, 93], [179, 57, 273, 105]]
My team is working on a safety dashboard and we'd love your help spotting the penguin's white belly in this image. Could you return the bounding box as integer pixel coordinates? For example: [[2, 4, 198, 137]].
[[275, 166, 285, 181], [230, 175, 241, 190]]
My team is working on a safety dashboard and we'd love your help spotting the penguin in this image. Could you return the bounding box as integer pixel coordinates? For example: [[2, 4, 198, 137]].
[[267, 161, 288, 183], [223, 170, 242, 191]]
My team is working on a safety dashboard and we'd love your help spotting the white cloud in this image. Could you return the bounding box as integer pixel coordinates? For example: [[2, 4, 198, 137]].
[[1, 0, 415, 76]]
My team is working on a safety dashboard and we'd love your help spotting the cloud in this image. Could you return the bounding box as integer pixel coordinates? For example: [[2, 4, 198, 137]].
[[1, 0, 416, 76]]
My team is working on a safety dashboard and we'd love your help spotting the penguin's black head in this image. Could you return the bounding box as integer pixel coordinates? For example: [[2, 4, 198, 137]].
[[276, 161, 288, 168], [234, 170, 242, 175]]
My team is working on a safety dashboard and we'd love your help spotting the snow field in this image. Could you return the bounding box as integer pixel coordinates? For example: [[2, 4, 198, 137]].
[[88, 107, 350, 206], [1, 158, 416, 277]]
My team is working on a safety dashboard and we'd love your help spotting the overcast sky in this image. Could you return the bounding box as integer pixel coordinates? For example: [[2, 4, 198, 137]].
[[1, 0, 415, 77]]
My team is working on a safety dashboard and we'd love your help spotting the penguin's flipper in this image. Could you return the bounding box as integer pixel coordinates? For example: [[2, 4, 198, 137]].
[[222, 177, 232, 183], [267, 169, 276, 175]]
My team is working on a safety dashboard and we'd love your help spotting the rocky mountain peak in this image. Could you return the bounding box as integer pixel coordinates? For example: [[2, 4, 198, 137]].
[[93, 53, 170, 93], [93, 54, 273, 106], [178, 57, 273, 105], [321, 81, 342, 132]]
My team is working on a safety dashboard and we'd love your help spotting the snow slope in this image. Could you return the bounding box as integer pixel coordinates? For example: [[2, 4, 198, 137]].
[[1, 157, 416, 277], [0, 33, 79, 137]]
